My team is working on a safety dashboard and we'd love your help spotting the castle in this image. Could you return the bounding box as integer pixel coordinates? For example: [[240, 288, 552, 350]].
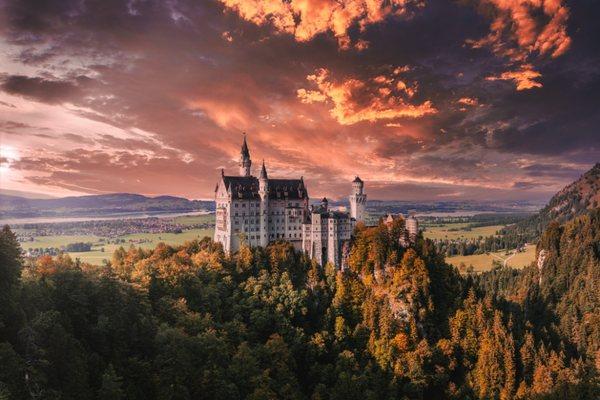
[[385, 212, 419, 246], [214, 136, 366, 268]]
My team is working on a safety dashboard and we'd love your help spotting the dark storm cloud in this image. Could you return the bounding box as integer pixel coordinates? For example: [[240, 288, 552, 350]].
[[0, 0, 598, 199], [0, 120, 36, 131], [61, 133, 95, 145], [522, 163, 583, 180], [512, 182, 538, 190], [0, 74, 91, 104], [0, 100, 16, 108], [0, 120, 52, 137]]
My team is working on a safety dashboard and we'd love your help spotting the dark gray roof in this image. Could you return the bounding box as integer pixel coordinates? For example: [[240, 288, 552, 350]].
[[221, 176, 308, 200], [259, 161, 268, 179], [311, 209, 352, 220], [268, 179, 308, 200], [223, 176, 259, 199], [353, 176, 363, 183], [329, 211, 351, 219]]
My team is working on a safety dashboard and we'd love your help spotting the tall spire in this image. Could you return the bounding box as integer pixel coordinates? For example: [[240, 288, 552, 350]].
[[241, 133, 250, 158], [239, 132, 252, 176], [259, 159, 268, 180]]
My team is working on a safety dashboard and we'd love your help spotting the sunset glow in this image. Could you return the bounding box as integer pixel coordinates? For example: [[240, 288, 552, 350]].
[[0, 0, 598, 200]]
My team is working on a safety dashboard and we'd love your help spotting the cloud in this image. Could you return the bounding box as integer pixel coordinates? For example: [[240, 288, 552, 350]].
[[0, 101, 17, 108], [0, 120, 36, 132], [219, 0, 424, 49], [486, 64, 542, 90], [297, 68, 436, 125], [0, 0, 597, 201], [0, 74, 90, 104], [512, 181, 537, 189], [457, 97, 478, 106], [468, 0, 571, 61]]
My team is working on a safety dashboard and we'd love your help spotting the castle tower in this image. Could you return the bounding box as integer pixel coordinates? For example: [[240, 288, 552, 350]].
[[258, 160, 269, 247], [406, 213, 419, 243], [349, 176, 366, 222], [239, 134, 252, 176]]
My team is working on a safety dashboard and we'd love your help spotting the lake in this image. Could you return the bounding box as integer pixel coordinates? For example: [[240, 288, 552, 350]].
[[0, 210, 213, 226]]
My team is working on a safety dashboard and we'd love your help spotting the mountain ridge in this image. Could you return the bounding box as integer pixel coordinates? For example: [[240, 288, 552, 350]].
[[0, 192, 214, 219], [503, 163, 600, 241]]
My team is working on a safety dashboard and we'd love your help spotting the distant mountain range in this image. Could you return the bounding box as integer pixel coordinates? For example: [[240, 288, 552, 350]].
[[0, 188, 58, 199], [505, 163, 600, 240], [0, 193, 214, 220]]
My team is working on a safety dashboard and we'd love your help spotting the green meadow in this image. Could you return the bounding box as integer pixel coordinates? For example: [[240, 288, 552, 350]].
[[18, 213, 216, 265], [422, 222, 505, 240], [445, 244, 537, 273]]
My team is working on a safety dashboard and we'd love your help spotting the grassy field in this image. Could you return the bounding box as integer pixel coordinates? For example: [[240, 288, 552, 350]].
[[20, 235, 103, 250], [20, 227, 215, 265], [423, 222, 536, 273], [174, 213, 215, 226], [446, 244, 536, 273], [423, 223, 504, 240], [19, 217, 530, 269]]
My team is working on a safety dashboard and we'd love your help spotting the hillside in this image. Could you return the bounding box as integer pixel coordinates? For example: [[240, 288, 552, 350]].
[[502, 163, 600, 241], [0, 193, 214, 219], [1, 213, 598, 399]]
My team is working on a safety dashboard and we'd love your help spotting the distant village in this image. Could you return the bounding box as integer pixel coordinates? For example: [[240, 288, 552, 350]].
[[16, 216, 213, 258]]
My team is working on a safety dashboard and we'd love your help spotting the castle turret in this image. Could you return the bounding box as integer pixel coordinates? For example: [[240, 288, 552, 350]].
[[406, 213, 418, 243], [258, 160, 269, 247], [239, 134, 252, 176], [349, 176, 366, 222]]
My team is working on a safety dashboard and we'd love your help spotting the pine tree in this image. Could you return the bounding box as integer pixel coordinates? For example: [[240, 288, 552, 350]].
[[98, 365, 124, 400]]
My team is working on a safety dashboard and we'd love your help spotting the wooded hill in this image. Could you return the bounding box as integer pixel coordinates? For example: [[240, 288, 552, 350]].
[[1, 165, 599, 399], [502, 163, 600, 242], [1, 208, 599, 399]]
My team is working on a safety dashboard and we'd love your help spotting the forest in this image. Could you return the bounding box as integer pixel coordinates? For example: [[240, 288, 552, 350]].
[[0, 210, 599, 399]]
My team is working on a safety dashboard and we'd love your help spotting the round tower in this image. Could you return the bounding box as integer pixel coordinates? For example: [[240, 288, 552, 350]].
[[258, 160, 269, 247], [349, 176, 367, 222]]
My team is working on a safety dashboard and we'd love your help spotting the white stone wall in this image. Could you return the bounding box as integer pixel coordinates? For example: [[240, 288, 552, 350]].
[[216, 171, 359, 268], [214, 183, 232, 253], [406, 217, 418, 241], [229, 199, 262, 251]]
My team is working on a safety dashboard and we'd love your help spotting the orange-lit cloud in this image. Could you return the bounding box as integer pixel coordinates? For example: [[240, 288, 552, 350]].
[[219, 0, 423, 49], [457, 97, 478, 106], [0, 0, 595, 202], [469, 0, 571, 61], [297, 68, 436, 125], [486, 64, 542, 90]]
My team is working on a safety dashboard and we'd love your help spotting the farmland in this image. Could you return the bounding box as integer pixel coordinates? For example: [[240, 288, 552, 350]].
[[422, 222, 505, 240], [445, 244, 537, 273], [15, 213, 215, 265], [422, 220, 536, 272]]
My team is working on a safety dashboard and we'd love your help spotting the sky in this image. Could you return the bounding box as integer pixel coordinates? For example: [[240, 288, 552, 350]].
[[0, 0, 598, 201]]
